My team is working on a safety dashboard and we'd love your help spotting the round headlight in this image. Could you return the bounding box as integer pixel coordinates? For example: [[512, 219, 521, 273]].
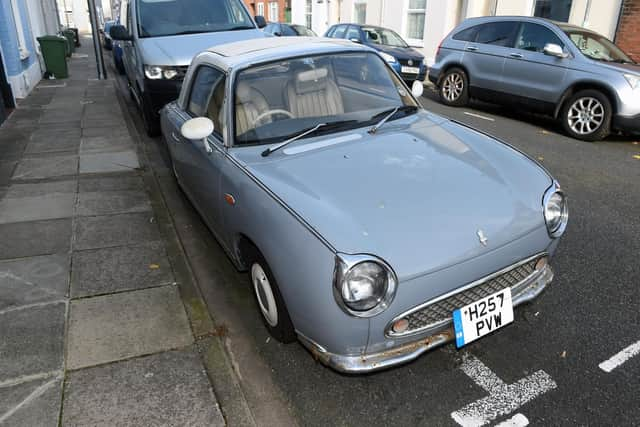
[[341, 261, 388, 311], [544, 190, 568, 237]]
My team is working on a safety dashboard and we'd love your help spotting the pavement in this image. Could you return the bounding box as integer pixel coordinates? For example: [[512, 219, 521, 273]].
[[115, 66, 640, 426], [0, 37, 236, 426]]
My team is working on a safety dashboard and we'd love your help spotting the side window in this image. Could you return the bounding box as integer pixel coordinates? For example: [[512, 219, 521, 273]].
[[333, 25, 347, 39], [345, 26, 361, 41], [453, 26, 478, 42], [188, 66, 226, 138], [282, 25, 297, 36], [515, 23, 564, 52], [263, 23, 275, 34], [475, 22, 519, 47]]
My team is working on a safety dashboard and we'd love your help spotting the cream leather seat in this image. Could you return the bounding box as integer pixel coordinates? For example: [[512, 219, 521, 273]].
[[286, 67, 344, 118], [235, 82, 270, 135]]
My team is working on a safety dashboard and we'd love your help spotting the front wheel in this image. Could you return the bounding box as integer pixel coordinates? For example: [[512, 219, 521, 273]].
[[561, 90, 611, 141], [438, 67, 469, 107], [141, 93, 161, 137], [249, 254, 296, 343]]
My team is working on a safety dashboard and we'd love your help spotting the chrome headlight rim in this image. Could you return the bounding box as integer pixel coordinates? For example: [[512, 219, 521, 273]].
[[144, 64, 181, 80], [333, 253, 398, 318], [543, 181, 568, 238]]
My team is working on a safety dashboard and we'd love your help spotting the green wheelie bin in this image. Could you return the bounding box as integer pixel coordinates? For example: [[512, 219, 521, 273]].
[[37, 36, 68, 79], [61, 29, 75, 55]]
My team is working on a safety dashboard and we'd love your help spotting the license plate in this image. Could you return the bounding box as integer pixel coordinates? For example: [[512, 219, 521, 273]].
[[453, 288, 514, 348], [401, 66, 420, 74]]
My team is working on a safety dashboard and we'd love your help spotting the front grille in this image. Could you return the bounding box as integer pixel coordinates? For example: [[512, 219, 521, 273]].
[[398, 58, 422, 67], [393, 256, 542, 336]]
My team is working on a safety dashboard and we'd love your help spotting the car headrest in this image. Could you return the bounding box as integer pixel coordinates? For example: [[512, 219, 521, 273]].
[[294, 68, 329, 94], [236, 82, 253, 103]]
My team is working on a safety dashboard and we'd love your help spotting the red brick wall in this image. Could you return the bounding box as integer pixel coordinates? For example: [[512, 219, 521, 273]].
[[243, 0, 288, 23], [615, 0, 640, 62]]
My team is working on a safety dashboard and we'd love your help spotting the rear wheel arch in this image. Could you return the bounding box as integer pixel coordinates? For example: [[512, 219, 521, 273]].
[[438, 63, 471, 86]]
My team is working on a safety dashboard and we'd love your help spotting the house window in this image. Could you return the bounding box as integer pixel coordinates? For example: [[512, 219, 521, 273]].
[[354, 1, 366, 24], [268, 1, 278, 22], [534, 0, 572, 22], [10, 0, 30, 60], [406, 0, 426, 42], [305, 0, 312, 29], [257, 2, 265, 17]]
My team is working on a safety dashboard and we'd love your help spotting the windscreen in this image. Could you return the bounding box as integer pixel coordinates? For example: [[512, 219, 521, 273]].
[[563, 28, 635, 64], [137, 0, 254, 38], [362, 27, 408, 48]]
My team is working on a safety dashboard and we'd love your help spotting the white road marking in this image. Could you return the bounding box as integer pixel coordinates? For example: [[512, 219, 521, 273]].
[[451, 354, 556, 427], [464, 112, 495, 122], [495, 413, 529, 427], [599, 340, 640, 373]]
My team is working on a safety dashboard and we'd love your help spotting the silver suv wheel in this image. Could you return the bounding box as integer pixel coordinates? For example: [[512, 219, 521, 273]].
[[442, 72, 464, 101], [567, 97, 604, 135]]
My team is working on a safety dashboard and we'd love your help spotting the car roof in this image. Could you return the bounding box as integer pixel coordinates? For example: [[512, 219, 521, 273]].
[[206, 36, 368, 68]]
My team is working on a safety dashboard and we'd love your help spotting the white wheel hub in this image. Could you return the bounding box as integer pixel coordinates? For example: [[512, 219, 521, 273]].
[[251, 263, 278, 327]]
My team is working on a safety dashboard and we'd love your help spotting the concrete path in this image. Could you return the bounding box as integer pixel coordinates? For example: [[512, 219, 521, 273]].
[[0, 35, 224, 426]]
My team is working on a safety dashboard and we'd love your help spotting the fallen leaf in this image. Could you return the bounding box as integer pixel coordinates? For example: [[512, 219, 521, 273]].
[[633, 141, 639, 145], [560, 350, 567, 358], [633, 154, 640, 160], [537, 156, 544, 161], [149, 264, 160, 269], [540, 129, 550, 135]]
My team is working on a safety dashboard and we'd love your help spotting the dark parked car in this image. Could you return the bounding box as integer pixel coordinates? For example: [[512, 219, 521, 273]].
[[429, 16, 640, 141], [113, 40, 125, 74], [264, 23, 317, 37], [101, 20, 116, 50], [324, 23, 426, 83]]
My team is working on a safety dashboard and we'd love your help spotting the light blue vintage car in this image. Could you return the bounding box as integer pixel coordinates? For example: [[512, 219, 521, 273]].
[[160, 37, 568, 373]]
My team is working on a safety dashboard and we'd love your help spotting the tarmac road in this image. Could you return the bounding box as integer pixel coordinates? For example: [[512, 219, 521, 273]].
[[115, 69, 640, 426]]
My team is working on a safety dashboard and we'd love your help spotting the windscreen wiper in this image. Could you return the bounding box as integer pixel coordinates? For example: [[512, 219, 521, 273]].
[[261, 120, 359, 157], [368, 105, 418, 134]]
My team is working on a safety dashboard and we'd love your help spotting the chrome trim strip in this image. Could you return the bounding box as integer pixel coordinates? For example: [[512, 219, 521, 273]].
[[385, 252, 547, 338], [298, 265, 553, 374]]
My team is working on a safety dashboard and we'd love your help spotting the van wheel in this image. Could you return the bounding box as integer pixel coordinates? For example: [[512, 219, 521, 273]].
[[439, 67, 469, 107], [141, 94, 161, 137], [249, 253, 296, 343], [561, 90, 611, 141]]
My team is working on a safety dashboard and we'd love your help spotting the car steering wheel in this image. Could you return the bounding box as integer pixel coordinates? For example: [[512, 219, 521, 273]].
[[252, 109, 295, 127]]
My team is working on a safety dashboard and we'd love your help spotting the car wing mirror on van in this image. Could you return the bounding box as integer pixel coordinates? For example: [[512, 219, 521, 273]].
[[110, 24, 132, 41], [543, 43, 568, 58], [255, 15, 267, 29]]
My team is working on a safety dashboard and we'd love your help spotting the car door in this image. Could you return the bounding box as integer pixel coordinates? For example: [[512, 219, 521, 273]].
[[119, 0, 136, 80], [169, 65, 228, 231], [501, 22, 568, 105], [462, 21, 519, 95]]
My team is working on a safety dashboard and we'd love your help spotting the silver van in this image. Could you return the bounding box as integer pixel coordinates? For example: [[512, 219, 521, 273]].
[[429, 16, 640, 141], [110, 0, 267, 136]]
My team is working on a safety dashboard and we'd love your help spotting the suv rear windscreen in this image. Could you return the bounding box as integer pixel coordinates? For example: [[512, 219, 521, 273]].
[[137, 0, 254, 38]]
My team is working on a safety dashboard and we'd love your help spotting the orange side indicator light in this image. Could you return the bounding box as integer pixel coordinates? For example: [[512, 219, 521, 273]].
[[224, 193, 236, 206]]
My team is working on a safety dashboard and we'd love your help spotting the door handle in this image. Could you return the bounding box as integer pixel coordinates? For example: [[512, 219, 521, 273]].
[[509, 53, 524, 59], [171, 132, 181, 142], [466, 46, 478, 51]]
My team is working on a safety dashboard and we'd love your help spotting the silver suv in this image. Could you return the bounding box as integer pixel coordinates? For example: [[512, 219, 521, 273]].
[[429, 16, 640, 141]]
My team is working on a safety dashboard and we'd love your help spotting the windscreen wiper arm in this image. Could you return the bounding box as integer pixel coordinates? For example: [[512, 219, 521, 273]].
[[368, 105, 417, 134], [262, 123, 327, 157]]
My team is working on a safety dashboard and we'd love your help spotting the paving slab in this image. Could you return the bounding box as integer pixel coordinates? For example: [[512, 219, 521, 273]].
[[30, 128, 81, 144], [0, 161, 17, 187], [66, 285, 192, 369], [73, 212, 161, 250], [62, 349, 223, 426], [79, 135, 135, 154], [0, 219, 72, 259], [82, 126, 130, 138], [4, 180, 76, 198], [0, 193, 76, 224], [0, 254, 69, 310], [0, 376, 62, 426], [82, 117, 127, 129], [75, 190, 151, 216], [70, 242, 173, 297], [12, 155, 78, 180], [25, 132, 81, 155], [78, 175, 143, 193], [79, 150, 140, 174], [0, 302, 65, 381]]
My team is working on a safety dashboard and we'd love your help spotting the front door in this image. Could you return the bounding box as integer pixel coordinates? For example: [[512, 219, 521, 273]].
[[501, 22, 569, 106], [169, 65, 228, 232]]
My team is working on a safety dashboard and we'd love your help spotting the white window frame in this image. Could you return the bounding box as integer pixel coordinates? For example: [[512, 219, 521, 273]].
[[257, 2, 265, 18], [353, 0, 366, 24], [268, 1, 278, 22], [304, 0, 312, 29], [403, 0, 427, 47], [10, 0, 31, 60]]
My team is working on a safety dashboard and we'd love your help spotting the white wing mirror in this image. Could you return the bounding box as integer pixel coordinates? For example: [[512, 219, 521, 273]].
[[543, 43, 568, 58], [411, 80, 424, 98], [181, 117, 214, 153]]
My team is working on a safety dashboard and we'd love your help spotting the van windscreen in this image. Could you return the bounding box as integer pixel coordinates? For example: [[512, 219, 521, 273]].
[[137, 0, 254, 38]]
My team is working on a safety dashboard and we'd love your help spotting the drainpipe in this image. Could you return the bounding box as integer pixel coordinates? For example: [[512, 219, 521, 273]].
[[582, 0, 592, 27], [87, 0, 107, 79], [379, 0, 385, 26], [613, 0, 625, 42]]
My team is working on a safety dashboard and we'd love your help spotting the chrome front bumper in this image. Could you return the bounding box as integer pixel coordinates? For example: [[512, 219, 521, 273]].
[[298, 265, 554, 374]]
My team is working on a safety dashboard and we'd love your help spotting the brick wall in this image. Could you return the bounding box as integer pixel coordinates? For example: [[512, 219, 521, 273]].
[[243, 0, 289, 23], [615, 0, 640, 62]]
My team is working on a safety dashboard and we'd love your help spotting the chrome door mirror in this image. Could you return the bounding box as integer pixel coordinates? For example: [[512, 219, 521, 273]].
[[543, 43, 567, 58], [349, 38, 362, 44], [181, 117, 214, 153], [411, 80, 424, 98]]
